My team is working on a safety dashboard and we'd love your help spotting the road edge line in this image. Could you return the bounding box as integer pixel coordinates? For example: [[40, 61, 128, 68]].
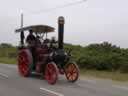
[[0, 73, 8, 78], [112, 85, 128, 91], [40, 87, 64, 96]]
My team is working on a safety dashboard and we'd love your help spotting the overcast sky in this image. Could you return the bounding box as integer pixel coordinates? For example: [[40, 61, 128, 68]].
[[0, 0, 128, 48]]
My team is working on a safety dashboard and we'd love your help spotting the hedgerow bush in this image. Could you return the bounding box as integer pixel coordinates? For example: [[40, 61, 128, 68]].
[[67, 42, 128, 72]]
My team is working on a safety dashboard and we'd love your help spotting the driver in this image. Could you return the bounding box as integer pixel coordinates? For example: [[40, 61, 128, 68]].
[[26, 29, 36, 62], [26, 29, 36, 46]]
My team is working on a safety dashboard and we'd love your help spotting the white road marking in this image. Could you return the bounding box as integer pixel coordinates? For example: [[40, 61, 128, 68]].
[[40, 87, 64, 96], [113, 85, 128, 91], [0, 73, 8, 78]]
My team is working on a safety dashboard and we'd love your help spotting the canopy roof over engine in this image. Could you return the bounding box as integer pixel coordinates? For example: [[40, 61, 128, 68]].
[[15, 25, 55, 33]]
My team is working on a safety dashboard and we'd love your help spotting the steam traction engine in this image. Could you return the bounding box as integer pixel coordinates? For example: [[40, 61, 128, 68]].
[[15, 16, 79, 84]]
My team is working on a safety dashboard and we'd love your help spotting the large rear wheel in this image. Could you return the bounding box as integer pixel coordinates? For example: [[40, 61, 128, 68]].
[[18, 49, 33, 77], [45, 63, 58, 85], [65, 62, 79, 83]]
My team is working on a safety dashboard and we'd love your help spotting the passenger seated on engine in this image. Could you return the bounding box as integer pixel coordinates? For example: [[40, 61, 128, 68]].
[[43, 39, 50, 48], [50, 36, 57, 49], [36, 35, 41, 45]]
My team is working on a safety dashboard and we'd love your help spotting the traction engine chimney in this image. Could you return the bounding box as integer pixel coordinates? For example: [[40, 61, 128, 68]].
[[58, 16, 65, 49]]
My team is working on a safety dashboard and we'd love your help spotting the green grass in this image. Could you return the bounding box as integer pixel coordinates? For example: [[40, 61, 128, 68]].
[[0, 47, 17, 64], [0, 57, 17, 64], [80, 69, 128, 81]]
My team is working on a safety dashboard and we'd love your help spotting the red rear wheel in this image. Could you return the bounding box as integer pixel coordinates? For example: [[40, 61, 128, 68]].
[[65, 62, 79, 83], [45, 63, 58, 85], [18, 50, 33, 77]]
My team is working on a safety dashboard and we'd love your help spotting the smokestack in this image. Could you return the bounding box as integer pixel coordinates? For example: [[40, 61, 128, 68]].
[[58, 16, 65, 49]]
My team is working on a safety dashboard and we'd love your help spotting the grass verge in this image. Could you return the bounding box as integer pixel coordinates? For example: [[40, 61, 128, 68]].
[[80, 69, 128, 82], [0, 57, 16, 64]]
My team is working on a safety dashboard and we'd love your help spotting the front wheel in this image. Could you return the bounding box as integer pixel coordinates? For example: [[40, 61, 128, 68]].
[[45, 62, 58, 85], [65, 62, 79, 83]]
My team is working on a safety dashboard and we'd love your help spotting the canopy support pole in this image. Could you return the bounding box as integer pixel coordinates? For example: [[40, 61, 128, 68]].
[[20, 13, 24, 46]]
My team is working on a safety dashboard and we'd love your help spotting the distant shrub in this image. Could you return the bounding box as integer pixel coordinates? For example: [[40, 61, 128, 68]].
[[0, 43, 13, 48]]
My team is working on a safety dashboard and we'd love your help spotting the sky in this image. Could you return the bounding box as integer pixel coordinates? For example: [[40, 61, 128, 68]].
[[0, 0, 128, 48]]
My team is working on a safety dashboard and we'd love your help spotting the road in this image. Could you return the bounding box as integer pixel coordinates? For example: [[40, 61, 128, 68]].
[[0, 63, 128, 96]]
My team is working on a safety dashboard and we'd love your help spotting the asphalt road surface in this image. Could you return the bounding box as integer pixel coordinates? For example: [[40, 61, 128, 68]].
[[0, 63, 128, 96]]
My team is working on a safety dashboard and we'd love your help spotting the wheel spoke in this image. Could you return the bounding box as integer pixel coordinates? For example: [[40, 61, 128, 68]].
[[67, 73, 72, 79]]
